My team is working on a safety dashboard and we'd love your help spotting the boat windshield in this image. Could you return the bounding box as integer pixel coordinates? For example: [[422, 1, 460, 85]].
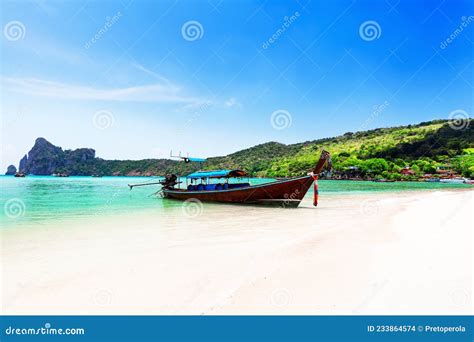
[[183, 169, 250, 191]]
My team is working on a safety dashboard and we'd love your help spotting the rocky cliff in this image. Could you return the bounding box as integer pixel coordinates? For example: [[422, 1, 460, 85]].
[[5, 165, 17, 175], [13, 138, 97, 176], [19, 155, 27, 173], [7, 137, 183, 176]]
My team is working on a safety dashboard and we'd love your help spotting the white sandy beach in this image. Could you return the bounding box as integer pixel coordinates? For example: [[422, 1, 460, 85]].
[[1, 190, 472, 315]]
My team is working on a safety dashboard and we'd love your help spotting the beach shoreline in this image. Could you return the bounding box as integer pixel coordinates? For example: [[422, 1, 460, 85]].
[[1, 189, 472, 315]]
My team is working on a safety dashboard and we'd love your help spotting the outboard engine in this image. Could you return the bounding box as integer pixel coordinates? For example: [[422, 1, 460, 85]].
[[159, 174, 178, 189]]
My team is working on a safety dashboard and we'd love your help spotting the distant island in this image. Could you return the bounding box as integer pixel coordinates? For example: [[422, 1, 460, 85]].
[[5, 119, 473, 180]]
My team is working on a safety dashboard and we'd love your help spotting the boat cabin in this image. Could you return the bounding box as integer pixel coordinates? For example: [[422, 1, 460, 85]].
[[185, 169, 250, 191]]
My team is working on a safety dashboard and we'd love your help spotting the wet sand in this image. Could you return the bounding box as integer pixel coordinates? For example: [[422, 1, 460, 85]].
[[1, 190, 472, 314]]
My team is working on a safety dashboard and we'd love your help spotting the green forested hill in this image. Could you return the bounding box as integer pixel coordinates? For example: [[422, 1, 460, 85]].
[[11, 119, 474, 179], [201, 120, 474, 179], [137, 119, 474, 179]]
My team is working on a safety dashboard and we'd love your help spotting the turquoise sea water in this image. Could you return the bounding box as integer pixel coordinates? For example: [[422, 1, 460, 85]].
[[0, 175, 471, 226]]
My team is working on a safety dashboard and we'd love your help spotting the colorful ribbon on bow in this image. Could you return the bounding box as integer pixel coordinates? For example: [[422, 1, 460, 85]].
[[312, 174, 319, 206]]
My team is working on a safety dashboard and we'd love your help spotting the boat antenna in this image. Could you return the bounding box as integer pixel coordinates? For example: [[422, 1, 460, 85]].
[[170, 150, 207, 163]]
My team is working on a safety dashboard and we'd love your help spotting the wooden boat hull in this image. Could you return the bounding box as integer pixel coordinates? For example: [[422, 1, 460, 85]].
[[162, 176, 314, 208]]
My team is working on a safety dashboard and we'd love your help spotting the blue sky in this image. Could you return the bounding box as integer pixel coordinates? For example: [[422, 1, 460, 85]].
[[1, 0, 472, 170]]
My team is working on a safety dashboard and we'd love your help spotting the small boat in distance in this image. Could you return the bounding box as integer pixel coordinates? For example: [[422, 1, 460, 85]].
[[14, 172, 26, 177], [129, 150, 331, 208], [52, 173, 69, 177], [439, 177, 469, 184]]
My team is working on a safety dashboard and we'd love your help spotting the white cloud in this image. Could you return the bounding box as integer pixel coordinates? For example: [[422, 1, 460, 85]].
[[1, 76, 205, 104], [178, 100, 214, 112], [224, 97, 241, 108], [131, 62, 172, 85]]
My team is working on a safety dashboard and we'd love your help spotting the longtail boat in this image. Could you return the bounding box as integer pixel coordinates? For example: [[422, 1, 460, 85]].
[[129, 150, 330, 208]]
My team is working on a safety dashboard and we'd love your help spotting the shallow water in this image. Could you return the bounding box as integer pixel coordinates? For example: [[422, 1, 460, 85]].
[[0, 175, 470, 226]]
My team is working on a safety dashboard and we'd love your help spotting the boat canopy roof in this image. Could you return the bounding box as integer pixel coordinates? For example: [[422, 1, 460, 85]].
[[186, 157, 207, 163], [186, 169, 248, 179]]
